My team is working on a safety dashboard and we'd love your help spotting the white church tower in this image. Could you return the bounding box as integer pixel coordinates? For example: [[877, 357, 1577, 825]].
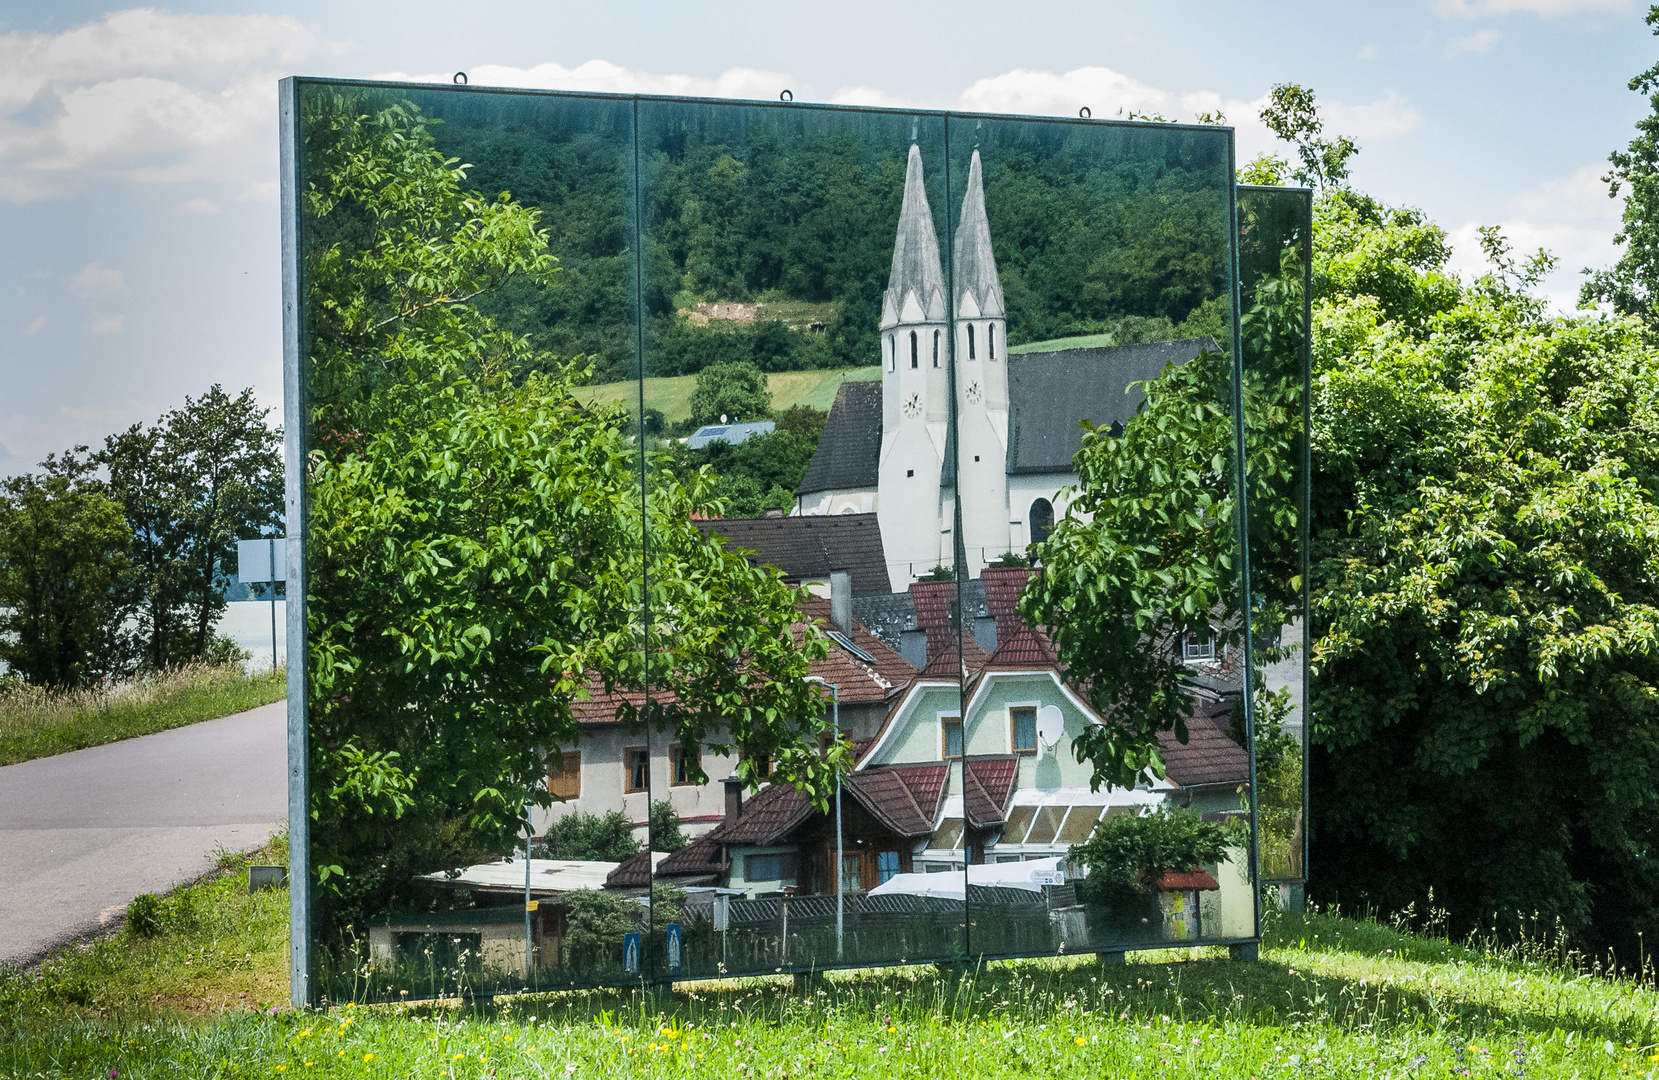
[[952, 149, 1011, 576], [877, 143, 951, 590]]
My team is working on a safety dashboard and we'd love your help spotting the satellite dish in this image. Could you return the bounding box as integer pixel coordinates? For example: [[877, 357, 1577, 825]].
[[1036, 705, 1064, 747]]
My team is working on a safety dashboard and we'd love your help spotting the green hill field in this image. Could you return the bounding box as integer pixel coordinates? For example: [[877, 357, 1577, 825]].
[[576, 366, 880, 427]]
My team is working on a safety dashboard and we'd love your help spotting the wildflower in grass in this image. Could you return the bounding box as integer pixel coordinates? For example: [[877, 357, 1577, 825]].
[[1075, 1037, 1087, 1046], [362, 1054, 373, 1062]]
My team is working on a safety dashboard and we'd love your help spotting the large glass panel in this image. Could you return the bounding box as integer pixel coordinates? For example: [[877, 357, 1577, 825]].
[[293, 81, 640, 1001], [1238, 185, 1313, 909], [635, 99, 965, 977], [942, 113, 1253, 959]]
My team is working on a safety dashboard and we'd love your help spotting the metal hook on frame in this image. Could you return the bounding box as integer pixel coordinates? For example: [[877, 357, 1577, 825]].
[[1079, 105, 1092, 119], [779, 88, 794, 102], [454, 72, 468, 85]]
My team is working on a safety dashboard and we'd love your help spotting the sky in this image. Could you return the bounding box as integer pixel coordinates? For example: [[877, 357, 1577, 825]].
[[0, 0, 1651, 470]]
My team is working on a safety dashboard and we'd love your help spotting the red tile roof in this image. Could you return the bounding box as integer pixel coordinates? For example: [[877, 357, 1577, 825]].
[[1157, 708, 1249, 789], [796, 596, 916, 704], [701, 782, 816, 846], [845, 762, 948, 837], [605, 849, 655, 889], [962, 756, 1018, 827], [1156, 867, 1221, 891], [655, 831, 729, 880]]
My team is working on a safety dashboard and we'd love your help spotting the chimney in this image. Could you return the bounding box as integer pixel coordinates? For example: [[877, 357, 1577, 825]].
[[973, 614, 998, 655], [723, 776, 744, 826], [900, 627, 928, 669], [829, 569, 852, 635]]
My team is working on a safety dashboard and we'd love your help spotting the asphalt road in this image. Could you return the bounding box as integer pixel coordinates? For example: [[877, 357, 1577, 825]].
[[0, 700, 287, 966]]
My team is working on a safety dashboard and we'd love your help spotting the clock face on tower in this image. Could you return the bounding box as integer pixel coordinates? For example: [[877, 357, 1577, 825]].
[[965, 380, 982, 404], [902, 392, 923, 419]]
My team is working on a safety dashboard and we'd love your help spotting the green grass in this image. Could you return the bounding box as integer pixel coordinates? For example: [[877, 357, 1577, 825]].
[[575, 367, 880, 427], [1007, 332, 1120, 353], [6, 858, 1659, 1079], [0, 663, 287, 765]]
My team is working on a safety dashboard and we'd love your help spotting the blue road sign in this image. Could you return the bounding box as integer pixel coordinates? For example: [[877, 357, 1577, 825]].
[[666, 923, 683, 975], [623, 932, 641, 974]]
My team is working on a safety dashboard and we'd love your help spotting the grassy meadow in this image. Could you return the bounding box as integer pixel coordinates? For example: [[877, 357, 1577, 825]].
[[575, 366, 880, 428], [0, 663, 287, 765], [4, 837, 1657, 1078]]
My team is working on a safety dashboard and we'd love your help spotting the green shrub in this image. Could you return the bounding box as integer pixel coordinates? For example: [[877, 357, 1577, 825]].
[[1070, 807, 1233, 909], [125, 894, 164, 938]]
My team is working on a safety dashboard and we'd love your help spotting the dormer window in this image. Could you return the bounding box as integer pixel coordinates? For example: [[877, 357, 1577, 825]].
[[1183, 629, 1216, 661], [910, 330, 918, 369], [942, 717, 964, 759], [967, 323, 976, 360]]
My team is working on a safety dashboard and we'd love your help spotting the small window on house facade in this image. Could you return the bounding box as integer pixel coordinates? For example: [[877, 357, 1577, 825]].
[[547, 751, 582, 799], [1028, 498, 1054, 545], [1010, 707, 1038, 755], [841, 852, 864, 892], [933, 329, 940, 366], [877, 850, 901, 884], [1184, 629, 1216, 661], [624, 747, 649, 793], [910, 330, 918, 368], [888, 335, 895, 371], [742, 749, 772, 779], [669, 744, 699, 786], [746, 851, 798, 881], [942, 717, 964, 759], [967, 323, 976, 359], [988, 323, 996, 359]]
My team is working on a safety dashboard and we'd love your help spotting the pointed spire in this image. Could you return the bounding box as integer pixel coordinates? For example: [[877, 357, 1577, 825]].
[[882, 144, 946, 329], [953, 150, 1005, 319]]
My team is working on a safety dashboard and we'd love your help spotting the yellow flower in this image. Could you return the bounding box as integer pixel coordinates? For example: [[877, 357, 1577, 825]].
[[277, 1068, 287, 1073], [299, 1030, 311, 1038], [304, 1063, 313, 1068], [454, 1054, 465, 1061], [1075, 1038, 1087, 1046], [363, 1054, 374, 1062]]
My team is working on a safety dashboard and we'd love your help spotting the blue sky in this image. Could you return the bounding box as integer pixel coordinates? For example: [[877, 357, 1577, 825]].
[[0, 0, 1651, 469]]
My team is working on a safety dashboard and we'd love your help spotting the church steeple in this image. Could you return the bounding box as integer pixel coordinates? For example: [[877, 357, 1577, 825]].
[[952, 149, 1004, 320], [881, 144, 947, 329]]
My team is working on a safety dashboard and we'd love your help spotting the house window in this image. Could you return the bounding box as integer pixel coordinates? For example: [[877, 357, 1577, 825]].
[[1184, 630, 1216, 661], [942, 717, 964, 760], [932, 330, 940, 367], [910, 330, 918, 368], [624, 747, 649, 793], [746, 851, 798, 881], [1010, 708, 1038, 755], [841, 853, 864, 893], [742, 749, 772, 779], [1028, 498, 1054, 545], [967, 323, 976, 359], [546, 751, 582, 799], [877, 850, 901, 884], [669, 744, 699, 786], [988, 323, 996, 359]]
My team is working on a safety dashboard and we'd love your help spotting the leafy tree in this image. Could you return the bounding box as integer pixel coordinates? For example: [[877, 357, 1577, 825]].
[[97, 386, 283, 668], [559, 888, 644, 970], [1582, 5, 1659, 331], [534, 810, 641, 862], [1070, 807, 1233, 908], [1256, 83, 1359, 193], [0, 451, 140, 685], [298, 89, 837, 935], [688, 361, 772, 426], [649, 799, 688, 854]]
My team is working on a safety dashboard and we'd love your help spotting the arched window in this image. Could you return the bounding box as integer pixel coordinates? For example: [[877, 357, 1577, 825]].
[[888, 335, 895, 372], [988, 323, 996, 359], [1028, 498, 1054, 545], [932, 330, 940, 367], [910, 330, 918, 368], [967, 323, 976, 360]]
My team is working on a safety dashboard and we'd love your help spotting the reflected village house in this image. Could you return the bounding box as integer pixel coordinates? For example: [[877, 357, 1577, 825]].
[[493, 143, 1256, 969]]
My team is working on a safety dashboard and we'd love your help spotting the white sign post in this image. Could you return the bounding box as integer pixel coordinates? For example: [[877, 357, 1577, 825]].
[[237, 538, 287, 673]]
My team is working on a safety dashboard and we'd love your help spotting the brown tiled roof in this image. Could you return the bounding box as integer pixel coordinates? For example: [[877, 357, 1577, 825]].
[[1156, 867, 1221, 891], [981, 623, 1058, 669], [962, 756, 1018, 827], [605, 849, 654, 889], [702, 782, 815, 846], [695, 512, 889, 598], [796, 596, 915, 704], [656, 831, 728, 880], [979, 567, 1030, 624], [1157, 709, 1249, 789], [845, 762, 948, 837]]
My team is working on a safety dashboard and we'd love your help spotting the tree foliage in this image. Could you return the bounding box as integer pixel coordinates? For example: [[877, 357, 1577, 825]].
[[1582, 5, 1659, 332], [687, 361, 772, 426], [1070, 807, 1234, 908], [0, 451, 140, 685], [299, 89, 837, 934], [534, 810, 642, 863]]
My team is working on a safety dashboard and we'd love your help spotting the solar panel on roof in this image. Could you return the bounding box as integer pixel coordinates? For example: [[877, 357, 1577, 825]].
[[827, 629, 876, 663]]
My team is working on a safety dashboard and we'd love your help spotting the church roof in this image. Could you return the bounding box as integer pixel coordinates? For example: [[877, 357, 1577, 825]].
[[1006, 337, 1216, 474], [796, 380, 882, 497], [952, 151, 1005, 320], [881, 144, 947, 329]]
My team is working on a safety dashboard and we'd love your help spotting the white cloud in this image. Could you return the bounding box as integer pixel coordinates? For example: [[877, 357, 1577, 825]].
[[88, 313, 123, 335], [70, 261, 123, 297], [183, 197, 219, 213], [1357, 44, 1379, 60], [1446, 163, 1625, 312], [375, 60, 794, 103], [26, 316, 45, 334], [0, 9, 336, 203], [1436, 0, 1633, 15], [1445, 29, 1501, 55]]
